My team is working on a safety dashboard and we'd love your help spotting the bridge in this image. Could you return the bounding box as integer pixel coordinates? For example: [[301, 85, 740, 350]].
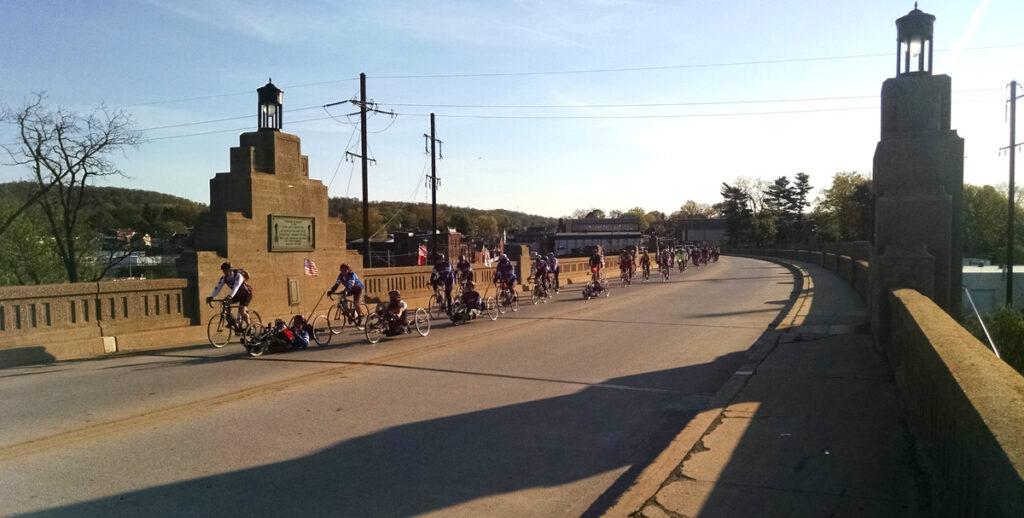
[[2, 6, 1024, 515], [1, 251, 1022, 516]]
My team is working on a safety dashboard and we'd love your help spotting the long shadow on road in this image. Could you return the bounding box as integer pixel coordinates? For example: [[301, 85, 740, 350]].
[[22, 350, 752, 518]]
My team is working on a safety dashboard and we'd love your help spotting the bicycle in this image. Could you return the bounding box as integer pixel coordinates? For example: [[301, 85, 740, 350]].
[[495, 279, 519, 313], [529, 275, 551, 304], [364, 304, 430, 344], [207, 299, 262, 348], [428, 285, 451, 319], [641, 264, 650, 283], [620, 268, 632, 287], [326, 290, 369, 335], [661, 263, 671, 282]]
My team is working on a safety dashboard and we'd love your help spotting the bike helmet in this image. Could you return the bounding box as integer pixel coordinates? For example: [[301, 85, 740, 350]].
[[220, 261, 232, 270], [339, 263, 350, 271], [388, 289, 401, 298], [292, 315, 305, 325]]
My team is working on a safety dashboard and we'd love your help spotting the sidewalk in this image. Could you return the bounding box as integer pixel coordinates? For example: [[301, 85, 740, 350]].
[[614, 258, 931, 517]]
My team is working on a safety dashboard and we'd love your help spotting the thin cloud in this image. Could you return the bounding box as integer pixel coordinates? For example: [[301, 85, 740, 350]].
[[939, 0, 991, 73]]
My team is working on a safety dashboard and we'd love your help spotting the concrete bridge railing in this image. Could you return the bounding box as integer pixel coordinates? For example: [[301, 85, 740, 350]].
[[2, 251, 646, 365], [727, 246, 1024, 516]]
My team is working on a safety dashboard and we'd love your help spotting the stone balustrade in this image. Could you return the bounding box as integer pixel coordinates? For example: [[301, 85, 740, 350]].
[[0, 279, 195, 364]]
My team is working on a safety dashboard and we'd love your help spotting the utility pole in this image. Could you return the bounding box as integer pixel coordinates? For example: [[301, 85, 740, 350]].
[[324, 73, 394, 268], [424, 113, 443, 262], [1003, 80, 1024, 307]]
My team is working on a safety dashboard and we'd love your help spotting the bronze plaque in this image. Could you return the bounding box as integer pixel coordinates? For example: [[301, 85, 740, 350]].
[[269, 215, 315, 252]]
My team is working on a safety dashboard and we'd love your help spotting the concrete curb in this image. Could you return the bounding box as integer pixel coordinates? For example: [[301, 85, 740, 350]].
[[601, 256, 812, 517]]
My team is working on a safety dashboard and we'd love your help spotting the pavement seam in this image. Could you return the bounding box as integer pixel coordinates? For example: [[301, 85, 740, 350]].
[[601, 258, 811, 517]]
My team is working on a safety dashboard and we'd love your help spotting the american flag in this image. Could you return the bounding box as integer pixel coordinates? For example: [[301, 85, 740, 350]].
[[303, 258, 319, 276]]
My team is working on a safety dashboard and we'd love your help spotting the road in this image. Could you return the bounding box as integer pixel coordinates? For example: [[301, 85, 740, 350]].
[[0, 256, 794, 517]]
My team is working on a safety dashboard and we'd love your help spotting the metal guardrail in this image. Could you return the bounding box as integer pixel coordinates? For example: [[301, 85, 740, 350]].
[[963, 286, 1001, 359]]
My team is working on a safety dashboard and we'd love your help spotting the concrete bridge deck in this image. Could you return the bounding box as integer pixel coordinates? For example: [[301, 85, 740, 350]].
[[612, 258, 929, 517], [1, 255, 806, 517]]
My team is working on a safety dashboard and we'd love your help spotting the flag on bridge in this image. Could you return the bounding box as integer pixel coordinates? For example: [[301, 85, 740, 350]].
[[303, 258, 319, 276], [417, 243, 427, 266]]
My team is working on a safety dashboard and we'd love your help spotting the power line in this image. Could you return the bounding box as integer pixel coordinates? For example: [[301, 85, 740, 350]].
[[132, 88, 1001, 136], [381, 88, 1003, 109], [111, 44, 1022, 108], [369, 44, 1024, 80]]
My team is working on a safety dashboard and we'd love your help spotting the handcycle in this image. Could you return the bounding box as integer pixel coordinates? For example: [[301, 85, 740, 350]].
[[207, 298, 262, 348], [494, 278, 520, 313], [325, 290, 369, 335], [364, 303, 431, 344], [583, 267, 610, 299], [449, 297, 498, 325], [239, 315, 328, 357]]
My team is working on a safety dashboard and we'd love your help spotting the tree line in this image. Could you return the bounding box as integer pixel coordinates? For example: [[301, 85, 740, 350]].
[[328, 197, 556, 242]]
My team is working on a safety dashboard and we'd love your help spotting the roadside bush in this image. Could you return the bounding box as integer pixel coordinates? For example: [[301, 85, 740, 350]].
[[962, 306, 1024, 376]]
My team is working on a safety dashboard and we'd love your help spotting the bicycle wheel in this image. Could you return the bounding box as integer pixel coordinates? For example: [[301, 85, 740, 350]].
[[496, 291, 509, 314], [311, 314, 331, 346], [240, 322, 261, 348], [428, 294, 444, 320], [485, 297, 498, 320], [243, 324, 267, 357], [326, 304, 347, 334], [531, 285, 541, 305], [207, 314, 232, 348], [414, 307, 430, 336], [365, 314, 384, 344], [510, 292, 519, 312], [356, 303, 370, 330], [246, 310, 262, 326]]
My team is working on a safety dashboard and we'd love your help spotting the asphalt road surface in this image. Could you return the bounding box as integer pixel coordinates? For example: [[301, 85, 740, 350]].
[[0, 256, 794, 517]]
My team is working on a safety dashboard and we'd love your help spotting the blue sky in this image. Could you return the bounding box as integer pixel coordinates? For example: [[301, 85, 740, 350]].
[[1, 0, 1022, 218]]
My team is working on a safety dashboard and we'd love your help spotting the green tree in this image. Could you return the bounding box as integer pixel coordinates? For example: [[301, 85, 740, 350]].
[[720, 182, 753, 245], [624, 206, 649, 231], [813, 172, 872, 242], [473, 215, 499, 240], [677, 200, 714, 219], [585, 208, 606, 219], [447, 212, 471, 234], [0, 197, 64, 285]]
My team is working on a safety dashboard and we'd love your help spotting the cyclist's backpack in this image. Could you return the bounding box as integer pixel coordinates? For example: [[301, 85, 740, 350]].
[[233, 268, 251, 283]]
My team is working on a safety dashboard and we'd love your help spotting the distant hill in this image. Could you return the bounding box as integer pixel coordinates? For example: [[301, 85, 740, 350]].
[[0, 182, 207, 237], [328, 196, 556, 241]]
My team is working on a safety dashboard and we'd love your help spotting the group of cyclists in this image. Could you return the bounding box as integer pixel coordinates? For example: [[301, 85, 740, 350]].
[[207, 243, 719, 349]]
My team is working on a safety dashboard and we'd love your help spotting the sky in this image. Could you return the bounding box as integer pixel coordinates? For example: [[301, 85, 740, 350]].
[[1, 0, 1022, 219]]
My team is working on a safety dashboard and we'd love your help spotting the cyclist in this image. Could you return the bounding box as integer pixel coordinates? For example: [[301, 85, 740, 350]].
[[493, 253, 518, 298], [545, 252, 560, 293], [639, 250, 651, 279], [207, 261, 252, 329], [530, 253, 550, 293], [658, 249, 671, 272], [430, 253, 456, 311], [328, 263, 364, 325], [288, 315, 311, 349], [619, 250, 634, 283], [455, 254, 474, 289], [384, 289, 410, 334], [675, 247, 687, 272]]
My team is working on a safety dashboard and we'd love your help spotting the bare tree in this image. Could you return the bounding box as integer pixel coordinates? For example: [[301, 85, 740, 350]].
[[1, 94, 141, 282]]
